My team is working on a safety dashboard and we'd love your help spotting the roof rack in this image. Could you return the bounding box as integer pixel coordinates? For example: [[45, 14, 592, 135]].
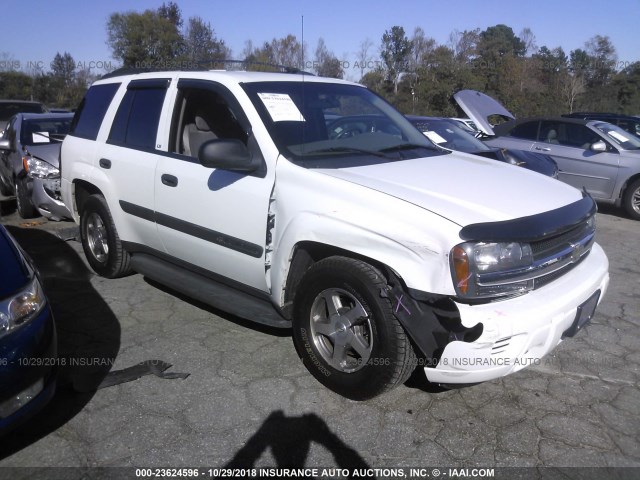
[[100, 59, 314, 80]]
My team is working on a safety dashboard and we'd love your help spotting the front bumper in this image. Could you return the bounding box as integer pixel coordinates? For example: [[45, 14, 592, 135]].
[[31, 177, 72, 220], [424, 242, 609, 384], [0, 304, 57, 434]]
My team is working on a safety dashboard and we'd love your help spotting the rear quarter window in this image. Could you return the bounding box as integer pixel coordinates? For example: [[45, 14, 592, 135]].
[[70, 83, 121, 140]]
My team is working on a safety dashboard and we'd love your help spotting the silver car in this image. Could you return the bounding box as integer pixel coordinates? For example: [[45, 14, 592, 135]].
[[455, 90, 640, 220], [0, 113, 73, 220]]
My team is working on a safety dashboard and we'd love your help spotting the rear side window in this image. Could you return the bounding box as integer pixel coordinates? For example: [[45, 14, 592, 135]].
[[509, 121, 539, 140], [108, 81, 169, 150], [70, 83, 120, 140]]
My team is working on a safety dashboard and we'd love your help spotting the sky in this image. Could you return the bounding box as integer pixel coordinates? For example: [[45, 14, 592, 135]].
[[2, 0, 638, 81]]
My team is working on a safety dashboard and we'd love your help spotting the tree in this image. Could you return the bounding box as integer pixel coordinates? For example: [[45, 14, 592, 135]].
[[380, 26, 412, 93], [313, 39, 343, 78], [158, 1, 182, 29], [355, 38, 374, 81], [51, 52, 76, 88], [585, 35, 617, 87], [243, 35, 305, 71], [448, 28, 479, 64], [184, 16, 230, 64], [477, 24, 526, 60], [0, 71, 33, 100], [614, 62, 640, 114], [107, 7, 184, 67]]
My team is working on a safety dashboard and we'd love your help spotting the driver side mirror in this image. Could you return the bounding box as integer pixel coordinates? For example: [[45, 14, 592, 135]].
[[198, 139, 259, 173], [0, 139, 11, 151], [590, 140, 607, 153]]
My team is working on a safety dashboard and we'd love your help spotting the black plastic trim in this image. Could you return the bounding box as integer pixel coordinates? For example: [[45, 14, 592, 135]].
[[124, 248, 289, 328], [458, 193, 596, 242], [119, 200, 155, 222], [128, 78, 171, 90], [118, 200, 264, 258]]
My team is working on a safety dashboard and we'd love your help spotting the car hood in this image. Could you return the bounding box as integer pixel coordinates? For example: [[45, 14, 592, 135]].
[[0, 226, 31, 298], [316, 153, 581, 227], [453, 90, 516, 136], [24, 143, 61, 167]]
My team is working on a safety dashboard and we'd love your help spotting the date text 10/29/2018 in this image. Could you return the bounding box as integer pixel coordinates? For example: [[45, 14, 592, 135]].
[[134, 467, 496, 478]]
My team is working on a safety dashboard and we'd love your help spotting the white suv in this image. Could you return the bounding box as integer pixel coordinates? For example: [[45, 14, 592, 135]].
[[61, 69, 610, 400]]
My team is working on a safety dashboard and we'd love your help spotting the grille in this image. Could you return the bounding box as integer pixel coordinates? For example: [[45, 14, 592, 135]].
[[530, 221, 591, 260]]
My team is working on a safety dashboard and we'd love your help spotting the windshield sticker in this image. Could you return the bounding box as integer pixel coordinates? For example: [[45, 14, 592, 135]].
[[607, 130, 628, 143], [32, 132, 50, 143], [258, 93, 306, 122], [423, 131, 447, 144]]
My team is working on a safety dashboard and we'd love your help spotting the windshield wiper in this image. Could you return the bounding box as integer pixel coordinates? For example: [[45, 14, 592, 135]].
[[380, 143, 436, 153], [304, 147, 390, 158]]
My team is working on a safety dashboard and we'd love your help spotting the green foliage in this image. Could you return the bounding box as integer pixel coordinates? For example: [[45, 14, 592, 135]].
[[0, 71, 33, 100], [365, 24, 639, 117], [242, 35, 305, 71]]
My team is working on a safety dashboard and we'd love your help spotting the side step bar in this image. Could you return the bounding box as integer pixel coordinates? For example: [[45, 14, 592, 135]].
[[130, 253, 291, 329]]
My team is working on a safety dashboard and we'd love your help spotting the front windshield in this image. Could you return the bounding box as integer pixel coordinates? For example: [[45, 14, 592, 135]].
[[20, 116, 72, 146], [410, 118, 490, 153], [242, 81, 443, 167], [593, 122, 640, 151]]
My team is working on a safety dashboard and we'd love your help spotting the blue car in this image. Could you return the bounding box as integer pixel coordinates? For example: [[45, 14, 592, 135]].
[[0, 224, 56, 435]]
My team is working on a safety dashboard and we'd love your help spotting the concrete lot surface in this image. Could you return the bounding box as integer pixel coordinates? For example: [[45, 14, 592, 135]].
[[0, 196, 638, 476]]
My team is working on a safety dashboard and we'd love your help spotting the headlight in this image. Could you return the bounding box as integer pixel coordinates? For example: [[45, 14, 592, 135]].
[[451, 242, 534, 299], [0, 277, 46, 339], [23, 156, 60, 179]]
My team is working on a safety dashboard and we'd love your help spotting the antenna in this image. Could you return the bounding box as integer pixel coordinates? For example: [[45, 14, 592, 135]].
[[301, 15, 304, 72]]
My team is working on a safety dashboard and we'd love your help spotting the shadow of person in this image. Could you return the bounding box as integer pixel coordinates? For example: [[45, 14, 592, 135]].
[[225, 411, 370, 477], [0, 227, 120, 459]]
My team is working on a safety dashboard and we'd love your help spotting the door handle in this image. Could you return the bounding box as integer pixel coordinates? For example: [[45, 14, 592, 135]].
[[161, 174, 178, 187], [535, 147, 551, 152], [99, 158, 111, 169]]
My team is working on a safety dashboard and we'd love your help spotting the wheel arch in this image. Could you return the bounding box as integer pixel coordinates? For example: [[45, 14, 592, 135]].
[[620, 173, 640, 199], [72, 180, 104, 218], [281, 241, 402, 319]]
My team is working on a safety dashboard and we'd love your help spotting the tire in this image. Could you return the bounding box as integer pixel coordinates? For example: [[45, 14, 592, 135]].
[[15, 177, 38, 218], [622, 178, 640, 221], [292, 256, 416, 400], [80, 194, 132, 278], [0, 175, 12, 196]]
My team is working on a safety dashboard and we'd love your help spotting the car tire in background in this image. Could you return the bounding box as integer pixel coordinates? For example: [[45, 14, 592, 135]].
[[622, 178, 640, 221], [15, 177, 38, 219], [0, 176, 12, 196], [292, 256, 417, 400], [80, 194, 132, 278]]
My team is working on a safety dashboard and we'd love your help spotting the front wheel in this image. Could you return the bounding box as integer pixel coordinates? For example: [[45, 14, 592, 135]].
[[292, 256, 416, 400], [80, 194, 132, 278], [622, 178, 640, 221], [15, 177, 38, 218]]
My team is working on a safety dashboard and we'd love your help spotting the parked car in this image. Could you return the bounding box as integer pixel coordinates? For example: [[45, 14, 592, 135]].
[[0, 113, 74, 220], [449, 117, 480, 134], [407, 116, 558, 177], [562, 112, 640, 139], [0, 100, 47, 130], [454, 89, 640, 220], [60, 70, 608, 399], [0, 224, 57, 435]]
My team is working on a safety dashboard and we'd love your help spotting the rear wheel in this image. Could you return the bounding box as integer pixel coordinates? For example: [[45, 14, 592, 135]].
[[292, 256, 416, 400], [15, 177, 38, 218], [80, 194, 132, 278], [622, 178, 640, 221]]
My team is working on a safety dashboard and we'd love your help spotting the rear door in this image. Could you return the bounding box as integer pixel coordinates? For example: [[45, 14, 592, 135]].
[[96, 78, 171, 251], [532, 120, 619, 199]]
